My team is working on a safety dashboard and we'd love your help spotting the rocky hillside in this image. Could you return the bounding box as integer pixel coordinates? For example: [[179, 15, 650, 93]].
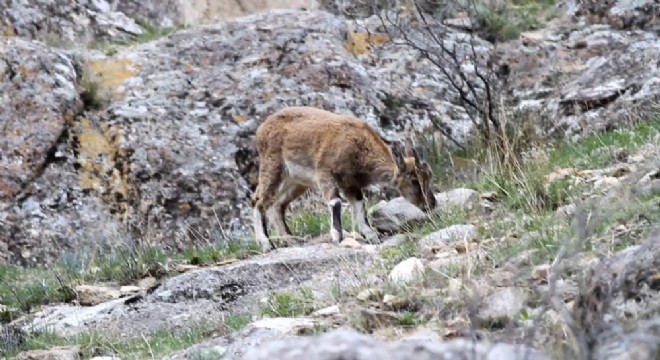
[[2, 0, 660, 267], [1, 0, 659, 359]]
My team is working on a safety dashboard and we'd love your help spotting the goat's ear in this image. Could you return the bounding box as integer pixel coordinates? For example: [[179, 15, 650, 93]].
[[392, 141, 407, 170], [404, 137, 421, 164]]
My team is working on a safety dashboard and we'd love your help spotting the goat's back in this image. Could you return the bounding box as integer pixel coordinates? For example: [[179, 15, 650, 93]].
[[255, 106, 393, 176]]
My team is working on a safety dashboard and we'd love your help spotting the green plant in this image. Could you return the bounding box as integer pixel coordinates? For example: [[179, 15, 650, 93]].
[[381, 236, 421, 270], [260, 288, 316, 317], [182, 240, 262, 266], [3, 326, 208, 359], [394, 311, 424, 327], [224, 314, 251, 332], [79, 78, 104, 111]]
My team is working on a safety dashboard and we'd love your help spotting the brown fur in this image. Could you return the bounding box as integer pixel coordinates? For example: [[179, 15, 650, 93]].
[[251, 106, 436, 251]]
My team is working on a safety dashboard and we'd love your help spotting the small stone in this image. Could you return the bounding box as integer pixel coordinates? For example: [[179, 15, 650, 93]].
[[419, 224, 478, 254], [532, 264, 551, 282], [119, 286, 141, 296], [90, 0, 111, 13], [15, 346, 81, 360], [388, 257, 425, 285], [369, 198, 425, 232], [426, 253, 470, 273], [479, 191, 498, 201], [628, 154, 645, 163], [480, 200, 496, 213], [356, 288, 383, 302], [638, 170, 659, 184], [434, 188, 479, 211], [137, 276, 157, 290], [399, 327, 441, 342], [594, 176, 619, 190], [477, 287, 527, 326], [608, 163, 633, 178], [176, 264, 200, 273], [340, 237, 361, 248], [216, 258, 239, 266], [312, 305, 340, 317], [485, 270, 515, 287], [250, 317, 318, 335], [576, 169, 603, 180], [380, 234, 406, 248], [634, 178, 660, 198], [155, 290, 172, 302], [544, 168, 575, 184], [382, 294, 410, 311], [454, 241, 477, 253], [359, 308, 398, 329], [556, 203, 576, 219], [426, 242, 451, 255], [443, 17, 473, 31], [74, 285, 120, 306]]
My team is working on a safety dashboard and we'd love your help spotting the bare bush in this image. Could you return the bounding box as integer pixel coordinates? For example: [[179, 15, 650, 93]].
[[335, 0, 518, 157]]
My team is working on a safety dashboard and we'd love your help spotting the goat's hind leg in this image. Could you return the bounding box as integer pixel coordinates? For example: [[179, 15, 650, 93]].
[[268, 182, 308, 244], [252, 160, 285, 252]]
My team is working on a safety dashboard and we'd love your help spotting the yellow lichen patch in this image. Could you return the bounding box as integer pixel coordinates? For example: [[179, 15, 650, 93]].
[[85, 57, 141, 100], [345, 31, 391, 56], [73, 117, 132, 219], [2, 26, 15, 37]]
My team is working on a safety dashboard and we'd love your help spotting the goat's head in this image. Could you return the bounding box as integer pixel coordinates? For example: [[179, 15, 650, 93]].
[[392, 138, 437, 212]]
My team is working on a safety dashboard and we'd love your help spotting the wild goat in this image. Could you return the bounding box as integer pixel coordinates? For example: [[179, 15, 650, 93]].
[[251, 106, 437, 252]]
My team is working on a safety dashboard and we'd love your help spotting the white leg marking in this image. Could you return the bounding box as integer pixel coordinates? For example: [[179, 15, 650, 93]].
[[328, 198, 343, 244], [253, 208, 272, 252]]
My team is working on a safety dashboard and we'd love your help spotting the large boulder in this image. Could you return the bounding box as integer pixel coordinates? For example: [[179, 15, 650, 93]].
[[497, 18, 660, 139], [0, 0, 323, 45], [0, 37, 85, 264], [572, 229, 660, 359], [12, 245, 377, 340], [576, 0, 660, 30], [0, 0, 144, 45], [241, 327, 550, 360]]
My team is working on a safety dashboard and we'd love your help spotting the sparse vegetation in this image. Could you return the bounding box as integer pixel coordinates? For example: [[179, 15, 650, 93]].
[[260, 288, 316, 318], [3, 1, 660, 359], [78, 77, 105, 111], [248, 110, 658, 358], [4, 102, 658, 360], [1, 326, 208, 359], [0, 240, 260, 319], [94, 18, 181, 56], [224, 314, 252, 332]]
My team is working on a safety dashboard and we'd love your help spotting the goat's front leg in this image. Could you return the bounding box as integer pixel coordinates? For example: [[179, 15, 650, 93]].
[[347, 190, 379, 244], [317, 177, 343, 244]]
